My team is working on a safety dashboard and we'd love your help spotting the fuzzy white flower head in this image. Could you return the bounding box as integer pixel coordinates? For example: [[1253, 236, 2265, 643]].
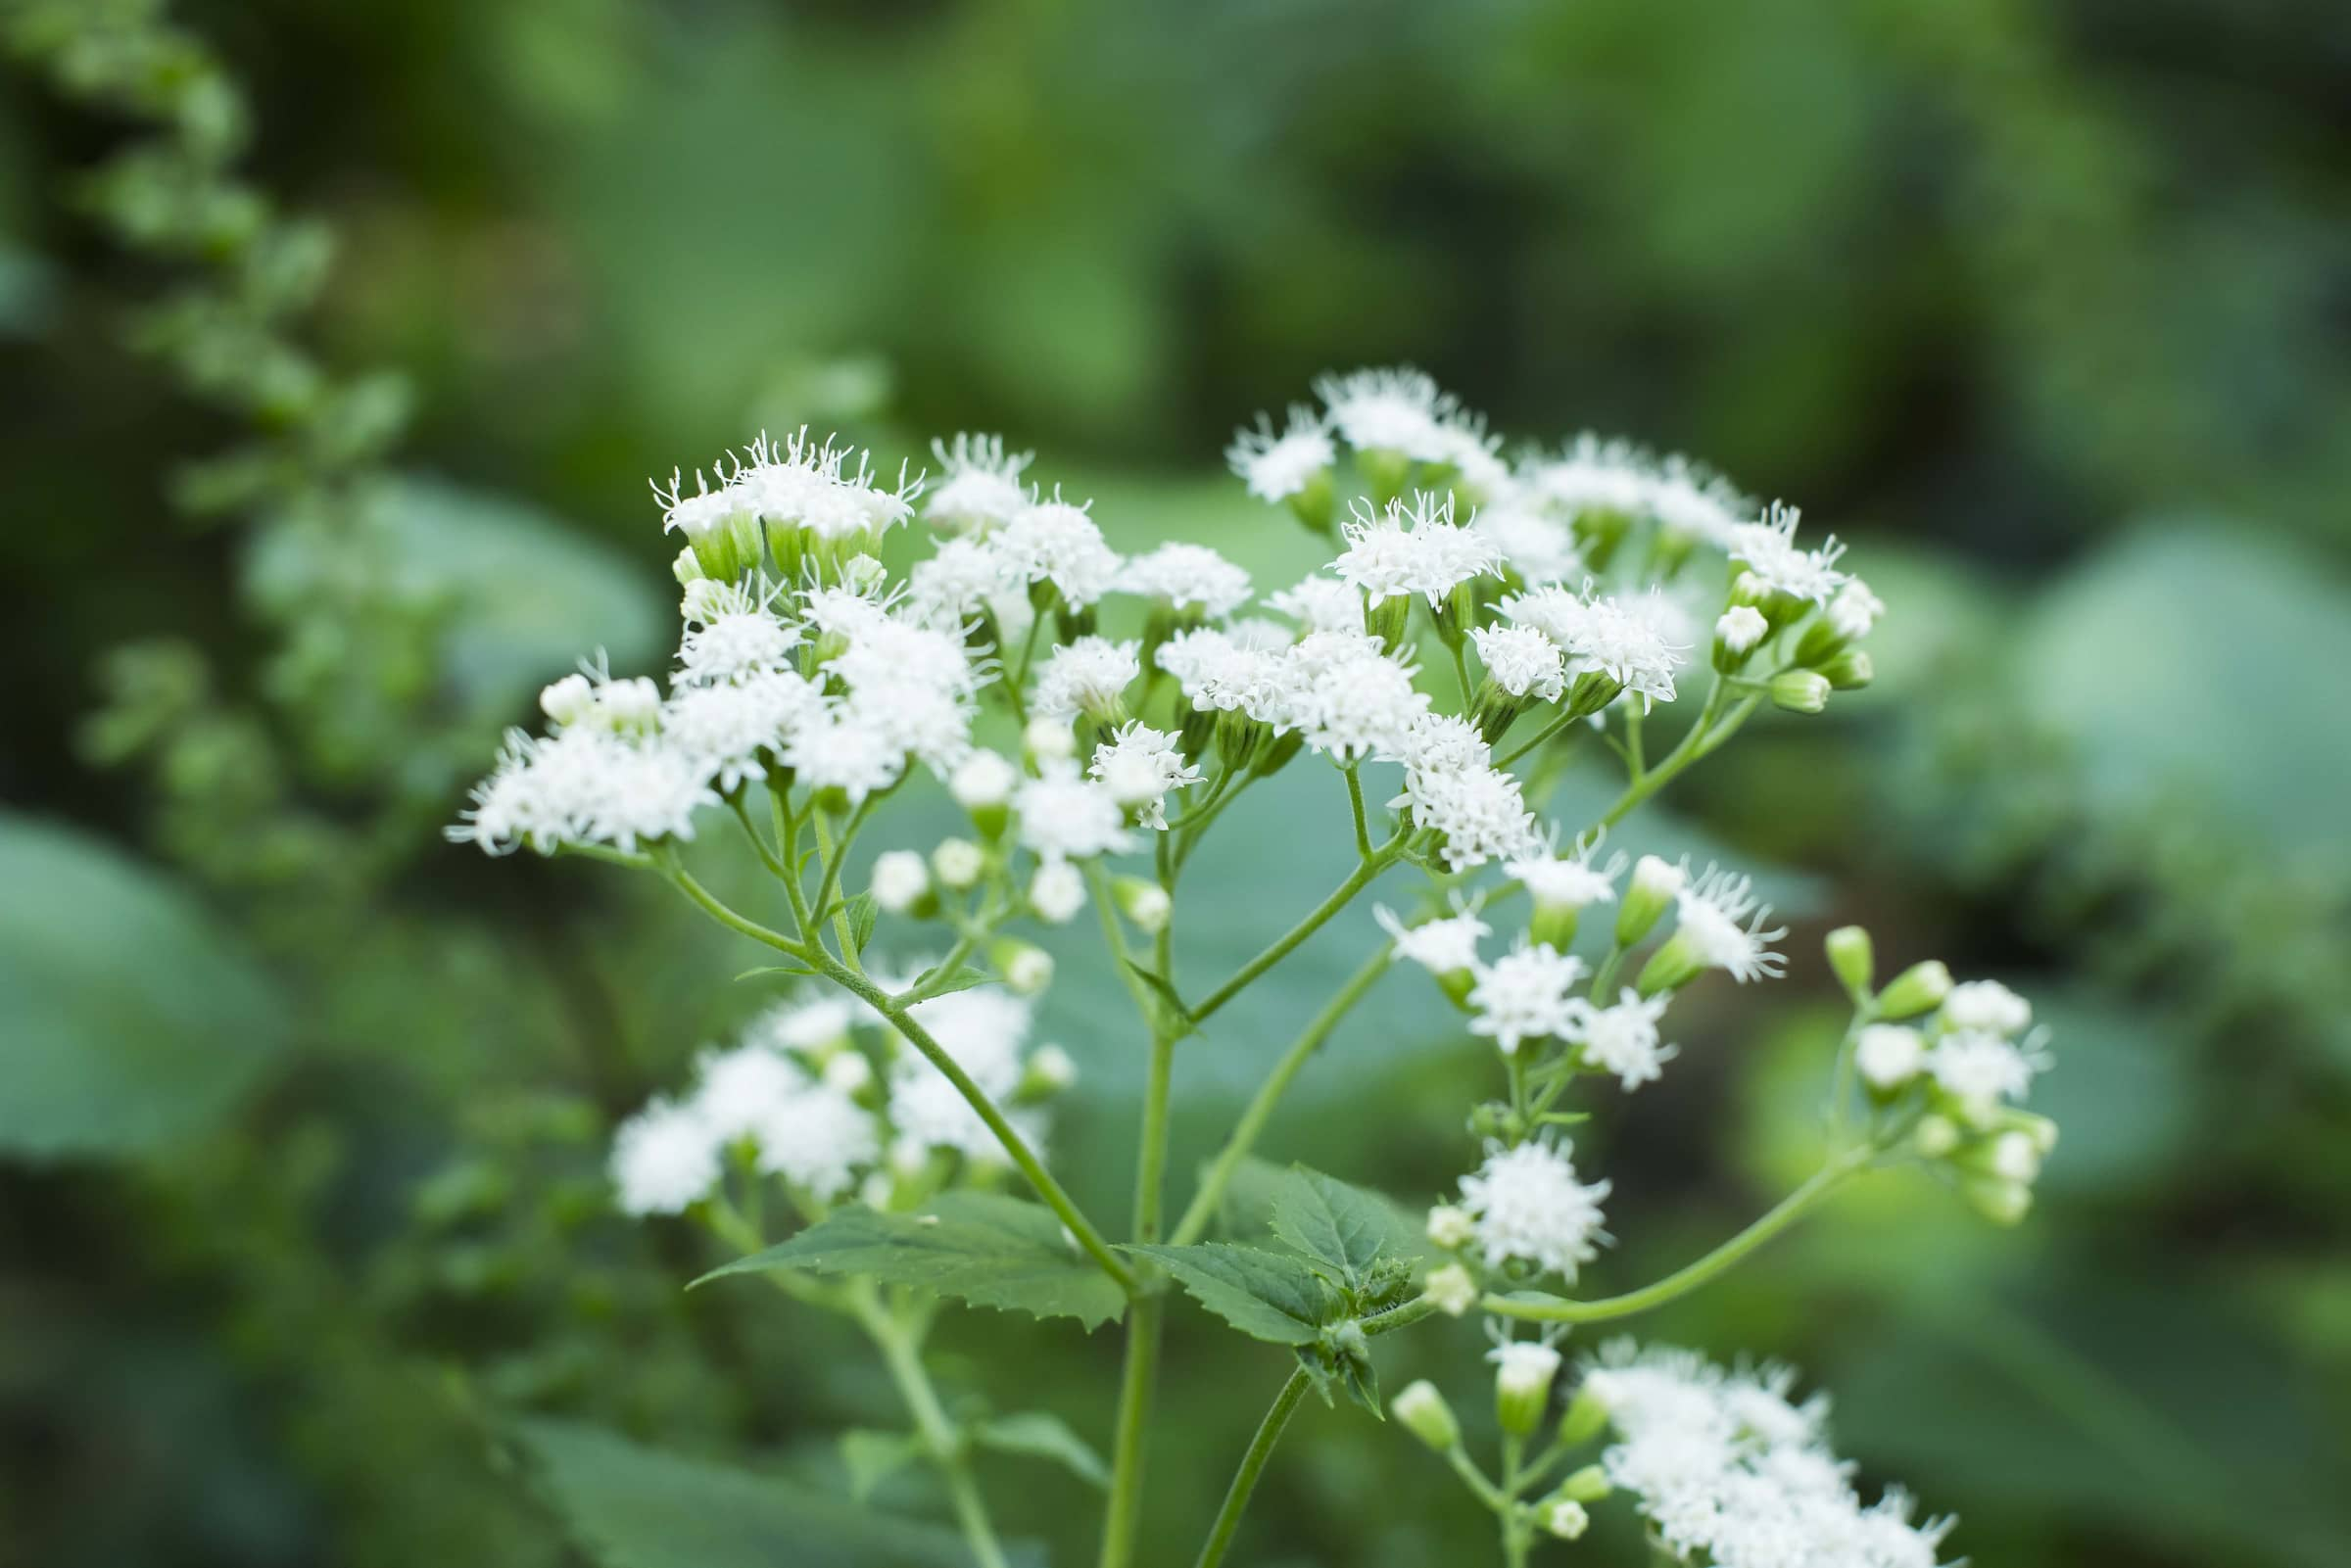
[[1630, 854, 1686, 904], [1927, 1030, 2044, 1115], [1500, 584, 1689, 704], [1715, 604, 1768, 655], [1507, 832, 1627, 912], [1333, 492, 1504, 609], [570, 734, 719, 853], [1428, 408, 1512, 497], [1389, 711, 1492, 779], [1034, 636, 1142, 725], [1375, 904, 1490, 976], [1268, 572, 1365, 636], [1642, 452, 1751, 546], [734, 428, 921, 542], [1024, 714, 1079, 762], [1472, 499, 1584, 585], [1854, 1023, 1926, 1090], [1015, 761, 1136, 861], [1730, 501, 1848, 605], [609, 1097, 721, 1215], [1401, 763, 1545, 872], [1671, 864, 1790, 982], [1939, 979, 2032, 1037], [1116, 543, 1253, 620], [1315, 365, 1461, 462], [925, 434, 1032, 535], [744, 993, 858, 1054], [1491, 1337, 1565, 1402], [1468, 939, 1590, 1055], [661, 672, 821, 793], [949, 748, 1020, 810], [997, 491, 1123, 609], [691, 1044, 806, 1143], [1523, 434, 1655, 519], [749, 1077, 880, 1200], [1226, 404, 1335, 503], [1471, 624, 1568, 701], [1572, 988, 1678, 1090], [1457, 1137, 1612, 1280], [1827, 577, 1884, 641], [1158, 626, 1299, 724], [675, 597, 802, 688], [1088, 722, 1203, 831], [1287, 631, 1431, 760], [1029, 860, 1087, 925], [904, 536, 1011, 629], [870, 849, 931, 914], [650, 466, 745, 541], [782, 709, 904, 805]]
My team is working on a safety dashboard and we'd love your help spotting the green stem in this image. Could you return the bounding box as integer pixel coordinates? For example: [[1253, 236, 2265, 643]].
[[1170, 944, 1391, 1246], [1086, 859, 1159, 1022], [1345, 763, 1372, 860], [1495, 708, 1585, 771], [851, 1284, 1012, 1568], [1595, 680, 1730, 830], [666, 865, 812, 961], [1482, 1153, 1869, 1324], [810, 795, 876, 966], [1192, 1365, 1312, 1568], [1098, 1294, 1165, 1568], [728, 794, 792, 882], [1188, 831, 1408, 1025]]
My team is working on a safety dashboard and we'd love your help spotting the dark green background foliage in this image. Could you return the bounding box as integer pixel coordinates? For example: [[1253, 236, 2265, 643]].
[[2, 1, 2347, 1565]]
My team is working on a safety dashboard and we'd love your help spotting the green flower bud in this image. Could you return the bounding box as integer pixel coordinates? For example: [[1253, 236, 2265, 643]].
[[1913, 1113, 1962, 1160], [1769, 668, 1832, 714], [1424, 1262, 1479, 1317], [1492, 1342, 1562, 1438], [991, 938, 1055, 996], [1565, 670, 1624, 721], [1537, 1499, 1590, 1541], [1366, 592, 1413, 656], [1392, 1380, 1461, 1451], [1360, 448, 1414, 505], [1713, 605, 1769, 673], [1425, 1203, 1474, 1250], [1963, 1174, 2034, 1226], [1819, 647, 1874, 690], [1558, 1463, 1612, 1503], [672, 546, 704, 586], [1824, 926, 1875, 1002], [1876, 959, 1953, 1020], [1557, 1384, 1610, 1448], [1615, 855, 1685, 946], [1634, 929, 1702, 997], [1285, 468, 1336, 536], [1113, 876, 1171, 934]]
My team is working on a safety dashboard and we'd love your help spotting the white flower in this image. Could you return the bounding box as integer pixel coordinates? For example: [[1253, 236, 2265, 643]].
[[1029, 860, 1087, 925], [1927, 1030, 2043, 1115], [782, 709, 904, 805], [691, 1044, 805, 1143], [749, 1077, 879, 1200], [1025, 714, 1079, 762], [1854, 1024, 1926, 1089], [1333, 492, 1502, 608], [733, 428, 921, 542], [1642, 452, 1751, 547], [1226, 404, 1335, 502], [1315, 365, 1461, 461], [925, 434, 1032, 534], [997, 492, 1123, 609], [744, 993, 857, 1054], [1159, 625, 1300, 725], [1376, 904, 1490, 975], [1506, 834, 1627, 911], [1268, 572, 1365, 635], [1015, 761, 1136, 861], [950, 749, 1020, 810], [1426, 408, 1511, 497], [1457, 1137, 1612, 1280], [1118, 543, 1253, 619], [1388, 712, 1491, 779], [904, 536, 1011, 628], [1425, 1203, 1475, 1249], [650, 466, 745, 541], [675, 601, 802, 688], [1088, 722, 1203, 831], [1939, 979, 2032, 1037], [871, 849, 931, 914], [1522, 434, 1655, 520], [1471, 624, 1567, 701], [1729, 501, 1847, 605], [1400, 763, 1545, 872], [609, 1097, 721, 1215], [1034, 636, 1142, 724], [1491, 1339, 1564, 1398], [1671, 865, 1789, 982], [1715, 605, 1768, 655], [1472, 499, 1584, 585], [1287, 631, 1431, 760], [1468, 939, 1589, 1054], [1571, 989, 1677, 1090], [662, 672, 823, 794], [1499, 584, 1687, 703], [1826, 577, 1883, 641], [889, 988, 1047, 1162], [932, 837, 984, 888]]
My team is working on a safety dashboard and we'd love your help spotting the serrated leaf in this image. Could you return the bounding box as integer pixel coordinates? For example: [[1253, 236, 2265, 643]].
[[0, 815, 292, 1160], [511, 1417, 984, 1568], [848, 892, 880, 954], [1269, 1164, 1413, 1289], [839, 1429, 924, 1502], [1125, 1243, 1328, 1345], [696, 1193, 1127, 1331], [971, 1412, 1109, 1489]]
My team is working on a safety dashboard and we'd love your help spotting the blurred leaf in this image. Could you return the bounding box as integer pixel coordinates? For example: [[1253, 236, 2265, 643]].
[[1126, 1243, 1326, 1345], [0, 815, 291, 1160], [511, 1417, 979, 1568], [696, 1194, 1127, 1331], [970, 1412, 1109, 1490], [839, 1429, 923, 1504], [1269, 1164, 1414, 1290]]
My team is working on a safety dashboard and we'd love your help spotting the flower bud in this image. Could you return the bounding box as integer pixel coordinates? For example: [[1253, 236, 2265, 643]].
[[1876, 959, 1953, 1020], [1853, 1023, 1925, 1091], [991, 938, 1055, 996], [1557, 1463, 1612, 1502], [1713, 605, 1768, 672], [1366, 592, 1412, 657], [1286, 468, 1336, 536], [1391, 1380, 1460, 1452], [1818, 647, 1874, 690], [1634, 928, 1702, 998], [1940, 978, 2033, 1036], [822, 1050, 874, 1096], [1360, 447, 1414, 505], [2001, 1110, 2061, 1157], [540, 673, 596, 728], [1424, 1262, 1479, 1317], [1029, 861, 1086, 926], [1615, 855, 1684, 946], [1113, 876, 1171, 933], [1557, 1382, 1610, 1448], [1020, 1043, 1078, 1100], [1969, 1129, 2043, 1184], [1024, 715, 1077, 765], [1913, 1113, 1961, 1160], [1491, 1341, 1562, 1437], [950, 751, 1018, 838], [1729, 570, 1770, 609], [871, 850, 933, 916], [1564, 669, 1623, 721], [1536, 1499, 1590, 1542], [1425, 1203, 1474, 1250], [1769, 668, 1832, 714], [840, 552, 888, 595], [932, 837, 984, 890], [1963, 1174, 2034, 1226], [672, 546, 705, 586], [1824, 925, 1874, 1002]]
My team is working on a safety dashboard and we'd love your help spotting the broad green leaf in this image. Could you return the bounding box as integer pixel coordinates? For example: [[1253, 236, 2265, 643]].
[[839, 1429, 924, 1503], [0, 816, 291, 1160], [971, 1412, 1109, 1489], [848, 892, 880, 955], [510, 1417, 980, 1568], [696, 1193, 1127, 1331], [1269, 1164, 1414, 1288], [1125, 1242, 1328, 1346]]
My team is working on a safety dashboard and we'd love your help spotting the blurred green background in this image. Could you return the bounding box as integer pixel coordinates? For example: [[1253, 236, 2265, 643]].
[[3, 2, 2348, 1565]]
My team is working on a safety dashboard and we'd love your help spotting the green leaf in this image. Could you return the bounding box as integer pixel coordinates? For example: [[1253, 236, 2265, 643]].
[[510, 1417, 982, 1568], [971, 1412, 1109, 1490], [696, 1193, 1127, 1331], [848, 892, 880, 955], [907, 965, 993, 999], [1125, 1242, 1328, 1345], [0, 816, 292, 1161], [839, 1429, 924, 1503], [736, 964, 819, 982], [1124, 960, 1196, 1039], [1269, 1164, 1414, 1289]]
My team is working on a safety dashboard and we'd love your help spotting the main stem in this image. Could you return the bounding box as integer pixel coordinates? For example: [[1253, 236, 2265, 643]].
[[852, 1286, 1012, 1568]]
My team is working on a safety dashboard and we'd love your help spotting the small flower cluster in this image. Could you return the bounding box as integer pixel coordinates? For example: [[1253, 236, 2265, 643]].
[[608, 979, 1075, 1218], [1575, 1341, 1957, 1568]]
